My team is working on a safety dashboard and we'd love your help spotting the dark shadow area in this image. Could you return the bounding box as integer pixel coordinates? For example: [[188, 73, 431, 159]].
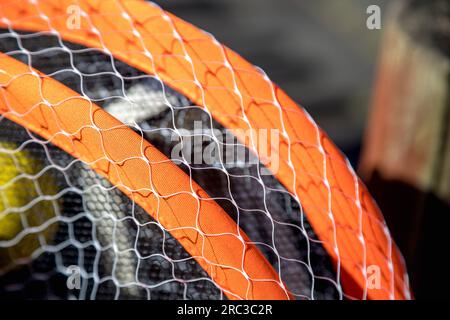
[[367, 171, 450, 299]]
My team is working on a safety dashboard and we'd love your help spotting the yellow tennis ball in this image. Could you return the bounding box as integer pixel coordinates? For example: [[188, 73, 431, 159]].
[[0, 141, 59, 270]]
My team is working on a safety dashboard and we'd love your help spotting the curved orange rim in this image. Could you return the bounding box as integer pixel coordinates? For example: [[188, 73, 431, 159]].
[[0, 0, 411, 299], [0, 53, 291, 300]]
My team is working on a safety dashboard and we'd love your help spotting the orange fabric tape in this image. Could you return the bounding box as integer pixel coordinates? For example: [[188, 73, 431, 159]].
[[0, 53, 291, 300], [0, 0, 410, 299]]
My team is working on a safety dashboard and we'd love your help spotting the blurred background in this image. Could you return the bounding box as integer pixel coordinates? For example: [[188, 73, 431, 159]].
[[154, 0, 449, 299]]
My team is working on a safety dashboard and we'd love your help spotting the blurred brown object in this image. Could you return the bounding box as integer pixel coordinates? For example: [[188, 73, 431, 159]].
[[359, 0, 449, 299]]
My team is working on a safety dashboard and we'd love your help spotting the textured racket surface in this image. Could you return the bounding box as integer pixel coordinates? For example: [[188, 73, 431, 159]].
[[0, 0, 410, 299]]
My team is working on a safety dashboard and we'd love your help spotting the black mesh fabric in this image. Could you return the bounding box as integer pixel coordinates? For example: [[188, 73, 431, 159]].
[[0, 119, 222, 300], [0, 30, 340, 299]]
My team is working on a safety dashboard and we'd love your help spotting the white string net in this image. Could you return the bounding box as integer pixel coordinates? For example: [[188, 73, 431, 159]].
[[0, 1, 344, 300]]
